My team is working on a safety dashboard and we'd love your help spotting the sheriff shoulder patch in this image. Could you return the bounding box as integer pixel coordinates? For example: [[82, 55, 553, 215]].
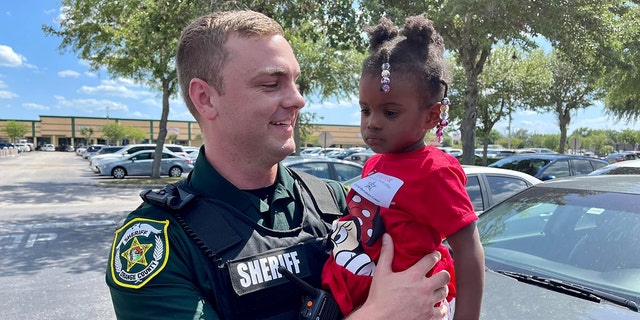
[[109, 218, 170, 289]]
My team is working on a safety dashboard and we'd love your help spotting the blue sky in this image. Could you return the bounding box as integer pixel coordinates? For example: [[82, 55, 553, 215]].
[[1, 1, 637, 136]]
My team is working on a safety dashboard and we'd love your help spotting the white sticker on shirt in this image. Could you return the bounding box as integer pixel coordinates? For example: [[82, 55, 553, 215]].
[[350, 172, 403, 208]]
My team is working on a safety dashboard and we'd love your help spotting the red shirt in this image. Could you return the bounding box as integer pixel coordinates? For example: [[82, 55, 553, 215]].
[[322, 146, 477, 315]]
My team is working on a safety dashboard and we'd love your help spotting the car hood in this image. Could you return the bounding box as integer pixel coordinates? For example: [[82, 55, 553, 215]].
[[481, 270, 640, 319]]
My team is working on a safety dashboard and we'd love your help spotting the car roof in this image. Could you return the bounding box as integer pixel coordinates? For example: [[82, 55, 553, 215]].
[[461, 165, 543, 184], [282, 156, 363, 166], [534, 174, 640, 194], [602, 159, 640, 167], [496, 154, 599, 160]]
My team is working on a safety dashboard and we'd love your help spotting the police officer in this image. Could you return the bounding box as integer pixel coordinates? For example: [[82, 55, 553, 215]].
[[106, 10, 450, 319]]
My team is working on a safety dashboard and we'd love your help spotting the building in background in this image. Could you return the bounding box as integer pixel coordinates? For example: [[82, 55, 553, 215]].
[[0, 116, 367, 149]]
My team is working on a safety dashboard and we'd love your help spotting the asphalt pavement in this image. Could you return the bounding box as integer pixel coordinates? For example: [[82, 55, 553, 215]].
[[0, 151, 148, 320]]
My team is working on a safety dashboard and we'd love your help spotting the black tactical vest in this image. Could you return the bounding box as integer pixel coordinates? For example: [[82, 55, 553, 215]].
[[141, 170, 343, 319]]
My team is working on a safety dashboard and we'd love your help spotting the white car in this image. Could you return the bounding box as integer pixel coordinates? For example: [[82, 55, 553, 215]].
[[89, 144, 187, 172], [588, 159, 640, 175], [42, 144, 55, 152], [345, 165, 542, 214], [98, 150, 194, 179]]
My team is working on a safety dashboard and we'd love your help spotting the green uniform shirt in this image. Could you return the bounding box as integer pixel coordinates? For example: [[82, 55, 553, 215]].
[[106, 148, 348, 319]]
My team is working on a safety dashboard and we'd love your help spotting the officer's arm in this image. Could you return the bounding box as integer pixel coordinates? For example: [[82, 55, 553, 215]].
[[106, 214, 220, 319]]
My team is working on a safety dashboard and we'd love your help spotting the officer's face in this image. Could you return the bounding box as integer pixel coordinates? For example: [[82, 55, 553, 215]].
[[212, 34, 305, 165]]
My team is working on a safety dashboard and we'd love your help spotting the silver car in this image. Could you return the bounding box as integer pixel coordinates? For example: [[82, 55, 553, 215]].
[[477, 175, 640, 319], [98, 150, 194, 179]]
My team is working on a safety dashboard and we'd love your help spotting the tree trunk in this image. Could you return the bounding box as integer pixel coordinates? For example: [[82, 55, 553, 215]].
[[460, 66, 480, 165], [557, 102, 570, 154], [151, 78, 170, 179]]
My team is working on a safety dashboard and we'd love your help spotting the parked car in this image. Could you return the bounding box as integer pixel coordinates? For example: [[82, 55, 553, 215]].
[[588, 159, 640, 176], [82, 144, 106, 159], [488, 154, 608, 181], [281, 156, 363, 182], [343, 148, 376, 164], [87, 146, 124, 162], [75, 145, 87, 156], [326, 148, 366, 160], [89, 144, 187, 172], [604, 151, 639, 163], [344, 165, 541, 214], [97, 150, 194, 179], [42, 144, 55, 152], [462, 165, 542, 214], [475, 175, 640, 319]]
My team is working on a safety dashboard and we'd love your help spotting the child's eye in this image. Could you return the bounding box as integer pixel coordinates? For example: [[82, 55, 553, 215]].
[[360, 108, 371, 116], [385, 110, 398, 118]]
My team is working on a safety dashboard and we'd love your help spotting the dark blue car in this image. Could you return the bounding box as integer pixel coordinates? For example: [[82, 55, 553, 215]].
[[488, 154, 608, 181]]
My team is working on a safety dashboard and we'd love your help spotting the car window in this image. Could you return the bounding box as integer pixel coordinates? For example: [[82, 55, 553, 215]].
[[167, 146, 183, 153], [542, 159, 570, 178], [162, 153, 176, 159], [333, 164, 362, 182], [590, 160, 608, 170], [465, 175, 484, 212], [126, 146, 155, 154], [486, 175, 529, 204], [289, 162, 332, 180], [572, 159, 595, 175], [131, 152, 152, 160]]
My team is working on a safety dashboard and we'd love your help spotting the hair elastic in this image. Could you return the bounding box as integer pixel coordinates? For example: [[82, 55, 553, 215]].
[[435, 80, 450, 144], [380, 62, 391, 93]]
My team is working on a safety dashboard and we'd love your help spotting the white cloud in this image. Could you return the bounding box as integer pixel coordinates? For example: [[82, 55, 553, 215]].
[[0, 90, 18, 99], [85, 71, 97, 77], [0, 45, 27, 67], [58, 70, 81, 78], [44, 9, 57, 15], [54, 95, 128, 114], [23, 103, 50, 111], [79, 79, 152, 99], [0, 79, 6, 88]]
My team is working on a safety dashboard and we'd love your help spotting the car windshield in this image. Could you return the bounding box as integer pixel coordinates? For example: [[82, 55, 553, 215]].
[[491, 157, 552, 176], [478, 186, 640, 305]]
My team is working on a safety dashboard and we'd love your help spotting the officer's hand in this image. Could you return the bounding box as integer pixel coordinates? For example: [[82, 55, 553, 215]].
[[347, 233, 450, 320]]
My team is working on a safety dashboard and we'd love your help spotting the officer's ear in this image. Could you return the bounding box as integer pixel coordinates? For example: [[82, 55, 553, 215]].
[[189, 78, 219, 120]]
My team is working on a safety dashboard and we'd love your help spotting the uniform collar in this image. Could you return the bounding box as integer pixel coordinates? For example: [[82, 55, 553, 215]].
[[186, 147, 297, 214]]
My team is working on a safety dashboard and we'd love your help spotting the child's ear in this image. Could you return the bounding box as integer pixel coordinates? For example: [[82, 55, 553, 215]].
[[425, 103, 442, 129]]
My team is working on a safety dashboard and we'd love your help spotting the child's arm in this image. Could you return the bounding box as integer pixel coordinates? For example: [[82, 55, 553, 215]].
[[446, 221, 485, 320]]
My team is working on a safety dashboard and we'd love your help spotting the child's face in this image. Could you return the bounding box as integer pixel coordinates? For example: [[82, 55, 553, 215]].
[[358, 74, 438, 154]]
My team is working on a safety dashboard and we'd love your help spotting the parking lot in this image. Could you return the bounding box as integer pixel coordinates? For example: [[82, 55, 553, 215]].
[[0, 151, 147, 319]]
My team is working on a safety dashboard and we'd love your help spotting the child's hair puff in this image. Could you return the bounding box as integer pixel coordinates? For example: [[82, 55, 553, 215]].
[[362, 15, 448, 106]]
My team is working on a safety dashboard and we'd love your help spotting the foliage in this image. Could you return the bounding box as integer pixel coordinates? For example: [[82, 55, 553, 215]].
[[542, 51, 603, 154], [125, 126, 149, 144], [44, 0, 205, 178], [100, 123, 127, 144], [358, 0, 636, 165], [79, 127, 95, 144], [167, 133, 179, 144], [475, 45, 551, 162], [2, 121, 29, 142]]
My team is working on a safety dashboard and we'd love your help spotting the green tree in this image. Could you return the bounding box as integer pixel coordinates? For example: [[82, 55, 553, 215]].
[[542, 51, 602, 154], [617, 129, 640, 151], [44, 0, 204, 178], [80, 127, 95, 145], [101, 123, 127, 145], [360, 0, 631, 164], [475, 45, 551, 160], [166, 133, 179, 144], [2, 121, 29, 142], [602, 5, 640, 123], [124, 126, 148, 144]]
